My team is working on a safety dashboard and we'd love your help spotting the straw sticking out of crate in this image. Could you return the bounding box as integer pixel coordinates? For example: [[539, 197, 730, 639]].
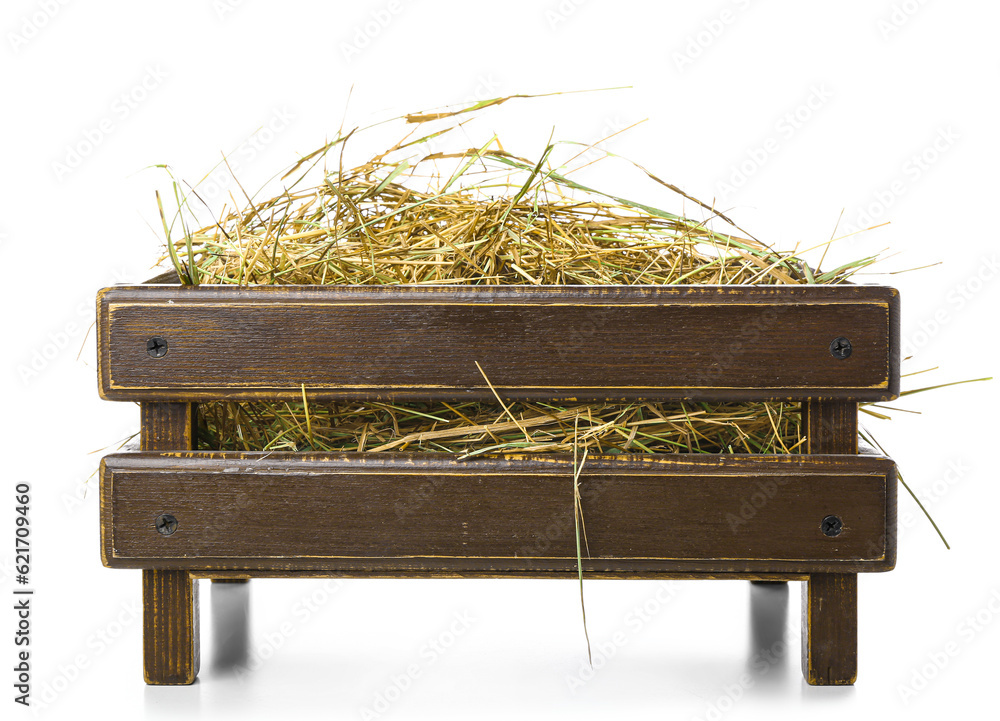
[[151, 94, 880, 456]]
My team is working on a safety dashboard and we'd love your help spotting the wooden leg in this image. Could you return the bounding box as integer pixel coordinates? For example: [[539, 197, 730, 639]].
[[143, 570, 200, 685], [801, 400, 859, 685], [140, 403, 200, 685], [802, 573, 857, 685]]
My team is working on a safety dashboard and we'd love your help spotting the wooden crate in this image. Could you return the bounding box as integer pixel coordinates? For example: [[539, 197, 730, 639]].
[[96, 283, 900, 685]]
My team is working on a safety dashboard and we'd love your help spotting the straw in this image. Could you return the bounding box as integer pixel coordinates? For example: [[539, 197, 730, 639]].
[[155, 95, 876, 459]]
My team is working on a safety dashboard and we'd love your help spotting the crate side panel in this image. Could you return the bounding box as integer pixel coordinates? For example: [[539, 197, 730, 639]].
[[103, 452, 892, 573], [98, 285, 897, 402]]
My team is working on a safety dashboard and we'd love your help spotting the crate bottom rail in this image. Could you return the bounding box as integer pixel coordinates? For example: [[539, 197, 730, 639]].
[[102, 405, 895, 686]]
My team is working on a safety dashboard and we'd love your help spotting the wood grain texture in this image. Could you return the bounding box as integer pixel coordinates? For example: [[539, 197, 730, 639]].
[[139, 402, 194, 451], [802, 573, 858, 685], [101, 451, 895, 575], [801, 399, 862, 686], [804, 400, 859, 454], [143, 268, 182, 284], [191, 569, 811, 581], [137, 403, 200, 685], [142, 569, 200, 685], [97, 284, 900, 402]]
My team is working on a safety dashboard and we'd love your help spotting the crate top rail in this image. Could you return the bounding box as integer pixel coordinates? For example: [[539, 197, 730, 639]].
[[97, 284, 900, 403]]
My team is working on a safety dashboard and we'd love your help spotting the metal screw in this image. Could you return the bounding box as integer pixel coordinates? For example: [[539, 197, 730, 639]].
[[821, 515, 843, 537], [829, 336, 852, 359], [147, 336, 168, 358], [155, 514, 178, 536]]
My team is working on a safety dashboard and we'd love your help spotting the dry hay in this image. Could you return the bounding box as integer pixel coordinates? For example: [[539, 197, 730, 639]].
[[154, 94, 881, 458]]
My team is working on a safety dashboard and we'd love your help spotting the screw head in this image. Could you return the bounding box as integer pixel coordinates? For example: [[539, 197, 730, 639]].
[[821, 515, 843, 537], [147, 336, 168, 358], [155, 513, 178, 536], [829, 336, 852, 359]]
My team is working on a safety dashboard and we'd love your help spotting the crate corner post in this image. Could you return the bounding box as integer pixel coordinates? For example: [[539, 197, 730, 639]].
[[140, 402, 202, 685], [142, 568, 201, 685], [800, 399, 859, 686]]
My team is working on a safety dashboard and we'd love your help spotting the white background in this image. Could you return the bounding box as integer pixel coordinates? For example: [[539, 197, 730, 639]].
[[3, 1, 998, 719]]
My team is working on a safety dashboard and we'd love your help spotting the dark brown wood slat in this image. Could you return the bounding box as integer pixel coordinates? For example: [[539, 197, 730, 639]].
[[192, 569, 809, 581], [139, 402, 194, 452], [143, 269, 182, 284], [97, 285, 900, 402], [801, 400, 866, 686], [804, 400, 860, 454], [142, 568, 199, 685], [136, 403, 200, 686], [802, 572, 858, 685], [101, 451, 895, 575]]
